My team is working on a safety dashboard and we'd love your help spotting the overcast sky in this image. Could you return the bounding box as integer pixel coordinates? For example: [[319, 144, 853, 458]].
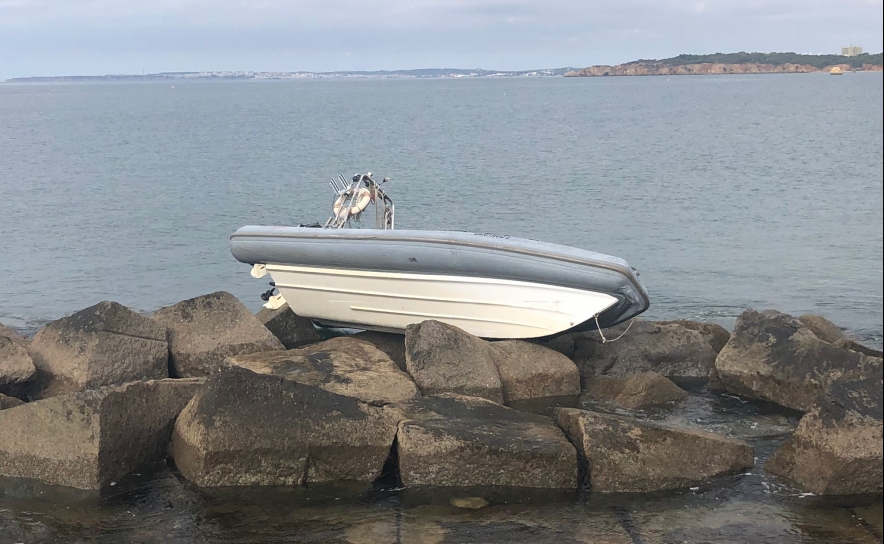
[[1, 0, 882, 80]]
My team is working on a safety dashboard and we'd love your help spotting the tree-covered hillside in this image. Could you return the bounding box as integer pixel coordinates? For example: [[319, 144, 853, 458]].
[[628, 52, 882, 69]]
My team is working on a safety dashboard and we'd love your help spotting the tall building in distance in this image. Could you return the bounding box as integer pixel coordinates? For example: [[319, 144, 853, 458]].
[[841, 46, 863, 56]]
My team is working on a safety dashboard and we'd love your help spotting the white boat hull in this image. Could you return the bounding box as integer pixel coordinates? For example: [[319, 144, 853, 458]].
[[266, 264, 619, 339]]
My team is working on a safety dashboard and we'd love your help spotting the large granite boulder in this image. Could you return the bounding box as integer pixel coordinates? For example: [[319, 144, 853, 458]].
[[796, 314, 880, 357], [151, 291, 283, 378], [0, 378, 203, 489], [405, 320, 503, 403], [555, 408, 754, 492], [351, 331, 407, 371], [833, 338, 882, 358], [0, 323, 26, 342], [27, 302, 168, 398], [226, 337, 419, 405], [714, 309, 881, 412], [170, 367, 399, 486], [404, 321, 579, 405], [396, 394, 577, 488], [656, 319, 731, 353], [583, 372, 688, 410], [491, 340, 580, 403], [255, 302, 321, 349], [798, 314, 844, 344], [0, 393, 24, 410], [0, 325, 35, 398], [765, 366, 883, 494], [572, 320, 719, 380]]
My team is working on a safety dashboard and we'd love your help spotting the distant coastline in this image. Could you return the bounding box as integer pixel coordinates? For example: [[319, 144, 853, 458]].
[[565, 52, 883, 77], [3, 68, 574, 84], [6, 52, 883, 83]]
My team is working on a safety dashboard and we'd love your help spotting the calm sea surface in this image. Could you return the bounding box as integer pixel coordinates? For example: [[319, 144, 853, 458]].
[[0, 75, 882, 543], [0, 74, 882, 345]]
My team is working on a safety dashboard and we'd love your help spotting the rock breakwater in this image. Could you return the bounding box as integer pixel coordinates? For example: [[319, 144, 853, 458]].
[[1, 294, 880, 496]]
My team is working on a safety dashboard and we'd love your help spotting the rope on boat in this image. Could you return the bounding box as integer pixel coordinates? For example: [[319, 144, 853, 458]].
[[594, 316, 636, 343]]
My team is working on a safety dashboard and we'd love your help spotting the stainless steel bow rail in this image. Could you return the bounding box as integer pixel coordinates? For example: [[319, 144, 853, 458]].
[[325, 172, 395, 230]]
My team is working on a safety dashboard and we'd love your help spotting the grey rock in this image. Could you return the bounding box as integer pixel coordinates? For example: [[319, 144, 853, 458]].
[[798, 314, 844, 344], [27, 301, 168, 399], [765, 365, 883, 495], [714, 309, 880, 412], [170, 367, 399, 487], [491, 340, 580, 403], [544, 331, 582, 359], [255, 302, 321, 349], [351, 331, 407, 372], [583, 372, 688, 410], [226, 337, 419, 405], [614, 372, 689, 409], [0, 392, 24, 410], [573, 320, 718, 380], [404, 321, 579, 405], [0, 323, 26, 343], [0, 326, 36, 398], [833, 338, 883, 358], [0, 378, 203, 489], [656, 319, 731, 353], [582, 375, 628, 402], [555, 408, 754, 493], [405, 320, 503, 403], [151, 291, 283, 378], [397, 394, 577, 488]]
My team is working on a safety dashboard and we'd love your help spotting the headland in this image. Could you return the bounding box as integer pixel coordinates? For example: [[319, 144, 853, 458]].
[[565, 52, 884, 77]]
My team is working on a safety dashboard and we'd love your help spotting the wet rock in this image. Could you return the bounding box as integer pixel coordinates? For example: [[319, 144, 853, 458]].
[[404, 321, 579, 404], [854, 504, 883, 539], [0, 392, 24, 410], [584, 372, 688, 410], [151, 291, 283, 378], [170, 367, 399, 486], [573, 320, 718, 380], [582, 375, 628, 402], [405, 320, 503, 403], [255, 302, 321, 349], [0, 323, 26, 342], [833, 338, 883, 358], [544, 331, 581, 359], [615, 372, 689, 409], [449, 496, 489, 509], [555, 408, 754, 492], [396, 394, 577, 488], [0, 378, 203, 489], [714, 309, 881, 412], [798, 314, 844, 344], [226, 337, 419, 405], [765, 365, 883, 495], [491, 340, 580, 403], [706, 368, 726, 390], [656, 319, 731, 353], [351, 331, 407, 372], [0, 326, 36, 398], [27, 301, 168, 399]]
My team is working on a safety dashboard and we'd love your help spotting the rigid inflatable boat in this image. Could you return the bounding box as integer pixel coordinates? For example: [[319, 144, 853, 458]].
[[230, 173, 649, 339]]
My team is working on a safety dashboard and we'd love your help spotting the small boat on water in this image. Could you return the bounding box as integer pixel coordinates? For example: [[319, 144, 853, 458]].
[[230, 173, 649, 339]]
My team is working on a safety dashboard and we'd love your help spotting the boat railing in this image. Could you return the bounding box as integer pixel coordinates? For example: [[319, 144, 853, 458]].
[[325, 172, 394, 230]]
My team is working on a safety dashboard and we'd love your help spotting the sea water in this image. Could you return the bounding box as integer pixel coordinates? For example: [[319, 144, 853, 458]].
[[0, 74, 882, 543], [0, 74, 881, 346]]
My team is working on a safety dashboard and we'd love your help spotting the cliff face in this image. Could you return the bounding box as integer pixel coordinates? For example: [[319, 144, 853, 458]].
[[564, 62, 881, 77]]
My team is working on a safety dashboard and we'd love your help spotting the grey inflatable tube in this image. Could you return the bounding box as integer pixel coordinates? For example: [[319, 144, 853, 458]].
[[230, 226, 650, 330]]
